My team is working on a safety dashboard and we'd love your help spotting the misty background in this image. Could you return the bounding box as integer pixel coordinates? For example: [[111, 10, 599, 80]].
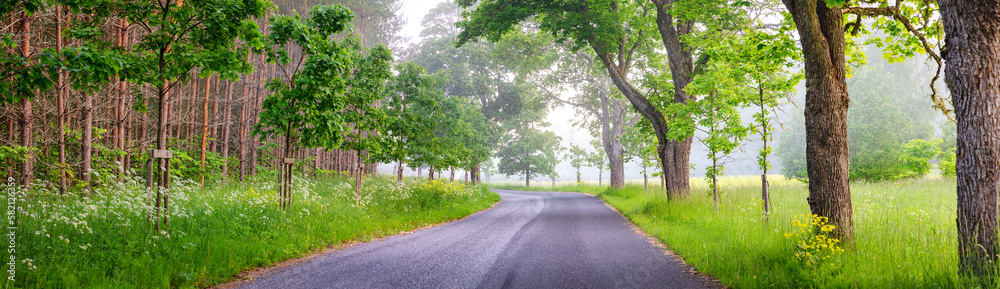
[[376, 0, 951, 183]]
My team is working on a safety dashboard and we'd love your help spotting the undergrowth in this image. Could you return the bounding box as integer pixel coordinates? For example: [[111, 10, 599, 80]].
[[3, 174, 499, 288]]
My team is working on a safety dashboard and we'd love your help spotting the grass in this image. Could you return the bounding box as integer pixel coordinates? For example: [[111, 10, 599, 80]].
[[4, 173, 500, 288], [494, 175, 978, 288]]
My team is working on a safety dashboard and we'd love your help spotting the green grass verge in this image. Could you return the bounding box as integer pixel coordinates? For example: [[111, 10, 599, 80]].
[[4, 174, 500, 288], [494, 176, 979, 288]]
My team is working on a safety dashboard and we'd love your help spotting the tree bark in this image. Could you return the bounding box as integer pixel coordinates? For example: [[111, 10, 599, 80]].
[[200, 76, 211, 185], [940, 0, 1000, 278], [782, 0, 854, 243], [18, 11, 32, 187], [221, 80, 233, 179], [80, 91, 93, 194], [55, 6, 67, 194]]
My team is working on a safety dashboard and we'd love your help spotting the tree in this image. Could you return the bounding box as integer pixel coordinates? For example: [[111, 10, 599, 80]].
[[496, 128, 561, 187], [780, 0, 943, 243], [120, 0, 268, 228], [568, 144, 589, 184], [587, 139, 609, 187], [456, 0, 755, 197], [939, 0, 1000, 279], [538, 46, 639, 189], [410, 1, 553, 184], [379, 62, 442, 181], [622, 123, 657, 194], [256, 4, 393, 202]]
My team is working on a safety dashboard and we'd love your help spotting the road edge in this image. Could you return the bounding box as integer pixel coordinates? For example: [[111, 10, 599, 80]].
[[211, 198, 505, 289]]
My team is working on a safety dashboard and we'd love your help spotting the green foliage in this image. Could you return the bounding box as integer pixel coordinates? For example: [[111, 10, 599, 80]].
[[495, 128, 562, 183], [7, 175, 499, 287], [938, 148, 956, 178], [899, 138, 942, 179]]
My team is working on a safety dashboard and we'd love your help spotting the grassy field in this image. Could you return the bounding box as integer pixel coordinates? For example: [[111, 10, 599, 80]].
[[494, 175, 978, 288], [4, 174, 500, 288]]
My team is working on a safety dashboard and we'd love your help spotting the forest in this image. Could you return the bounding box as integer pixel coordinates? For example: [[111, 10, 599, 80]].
[[1, 0, 999, 287]]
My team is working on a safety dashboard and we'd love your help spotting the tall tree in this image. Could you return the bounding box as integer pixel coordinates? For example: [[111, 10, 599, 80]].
[[781, 0, 944, 244], [456, 0, 749, 197], [940, 0, 1000, 279]]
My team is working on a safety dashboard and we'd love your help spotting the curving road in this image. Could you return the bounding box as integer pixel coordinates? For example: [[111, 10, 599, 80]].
[[234, 189, 718, 289]]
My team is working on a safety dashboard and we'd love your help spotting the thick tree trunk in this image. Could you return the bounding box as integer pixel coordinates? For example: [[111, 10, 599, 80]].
[[429, 167, 435, 181], [450, 168, 455, 181], [653, 0, 696, 197], [782, 0, 854, 243], [940, 0, 1000, 278]]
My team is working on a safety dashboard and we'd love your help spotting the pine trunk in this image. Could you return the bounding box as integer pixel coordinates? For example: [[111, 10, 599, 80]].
[[56, 6, 67, 194], [80, 91, 93, 194], [200, 77, 211, 185], [18, 11, 32, 187], [940, 0, 1000, 278]]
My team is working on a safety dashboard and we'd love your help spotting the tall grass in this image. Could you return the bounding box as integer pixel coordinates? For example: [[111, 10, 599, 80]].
[[497, 176, 976, 288], [4, 174, 499, 288]]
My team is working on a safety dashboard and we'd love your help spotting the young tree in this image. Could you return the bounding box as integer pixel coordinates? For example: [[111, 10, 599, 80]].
[[119, 0, 268, 228], [587, 139, 608, 187], [256, 4, 393, 203], [496, 128, 561, 187], [568, 144, 589, 184], [379, 62, 442, 181], [622, 124, 657, 194]]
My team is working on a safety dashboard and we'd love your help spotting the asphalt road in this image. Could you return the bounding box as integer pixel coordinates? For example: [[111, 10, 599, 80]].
[[236, 189, 717, 289]]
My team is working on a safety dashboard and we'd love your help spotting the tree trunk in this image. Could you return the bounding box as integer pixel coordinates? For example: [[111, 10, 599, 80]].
[[940, 0, 1000, 278], [397, 160, 404, 182], [429, 167, 435, 181], [81, 91, 93, 194], [17, 11, 32, 187], [643, 162, 648, 194], [238, 71, 250, 181], [221, 80, 233, 179], [782, 0, 854, 243], [55, 6, 67, 194], [525, 168, 530, 187], [761, 87, 771, 216], [200, 76, 211, 185], [450, 168, 455, 181], [712, 154, 719, 212], [355, 150, 363, 197]]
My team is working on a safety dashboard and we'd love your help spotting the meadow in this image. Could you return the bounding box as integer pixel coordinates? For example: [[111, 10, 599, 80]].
[[3, 174, 500, 288], [494, 175, 977, 288]]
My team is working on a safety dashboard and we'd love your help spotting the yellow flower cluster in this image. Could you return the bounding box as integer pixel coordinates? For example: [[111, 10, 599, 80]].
[[419, 180, 470, 196], [784, 214, 845, 267]]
